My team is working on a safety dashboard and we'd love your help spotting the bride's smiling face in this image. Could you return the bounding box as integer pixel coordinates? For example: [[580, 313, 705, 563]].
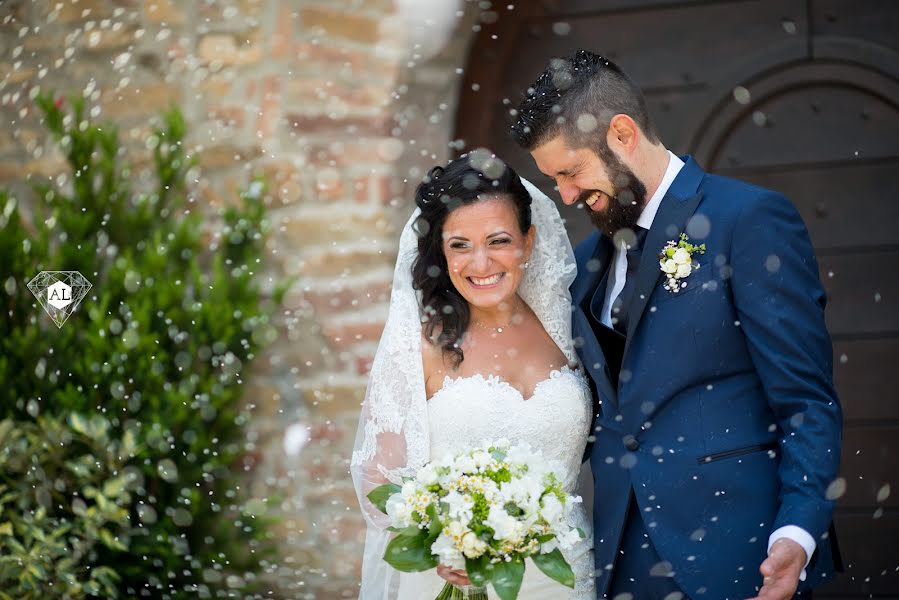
[[442, 196, 535, 310]]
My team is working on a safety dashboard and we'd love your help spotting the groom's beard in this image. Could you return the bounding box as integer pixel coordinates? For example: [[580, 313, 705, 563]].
[[579, 151, 648, 239]]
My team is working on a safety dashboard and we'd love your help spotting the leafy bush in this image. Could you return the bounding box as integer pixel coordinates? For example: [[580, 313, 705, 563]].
[[0, 415, 135, 599], [0, 92, 288, 598]]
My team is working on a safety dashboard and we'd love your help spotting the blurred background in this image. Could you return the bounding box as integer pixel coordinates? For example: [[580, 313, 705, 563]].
[[0, 0, 895, 598]]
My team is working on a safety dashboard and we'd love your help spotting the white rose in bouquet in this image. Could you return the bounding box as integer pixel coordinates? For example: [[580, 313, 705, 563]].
[[485, 504, 525, 545], [385, 493, 413, 528], [432, 532, 465, 570], [443, 489, 475, 523], [539, 493, 564, 526], [417, 462, 440, 486], [461, 531, 489, 559]]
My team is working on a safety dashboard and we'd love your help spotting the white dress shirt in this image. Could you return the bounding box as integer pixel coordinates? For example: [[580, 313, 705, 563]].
[[599, 150, 816, 578], [600, 151, 684, 327]]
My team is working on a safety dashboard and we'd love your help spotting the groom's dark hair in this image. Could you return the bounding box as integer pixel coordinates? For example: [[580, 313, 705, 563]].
[[510, 49, 659, 153]]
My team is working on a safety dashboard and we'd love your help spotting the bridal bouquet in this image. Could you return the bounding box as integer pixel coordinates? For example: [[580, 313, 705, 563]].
[[367, 439, 584, 600]]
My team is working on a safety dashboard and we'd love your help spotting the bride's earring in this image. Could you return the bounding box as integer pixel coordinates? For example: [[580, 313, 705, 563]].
[[522, 260, 529, 269]]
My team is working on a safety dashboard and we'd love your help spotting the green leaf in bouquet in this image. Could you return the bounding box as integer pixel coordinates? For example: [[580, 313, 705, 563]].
[[383, 526, 438, 572], [503, 502, 523, 517], [425, 503, 442, 544], [367, 483, 401, 514], [490, 555, 525, 600], [465, 554, 490, 587], [532, 547, 575, 588]]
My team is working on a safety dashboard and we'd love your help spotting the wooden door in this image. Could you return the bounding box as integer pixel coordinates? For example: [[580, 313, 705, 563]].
[[454, 1, 899, 596]]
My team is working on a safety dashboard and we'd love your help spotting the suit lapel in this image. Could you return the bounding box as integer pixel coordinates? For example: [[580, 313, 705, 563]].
[[571, 235, 613, 309], [623, 157, 706, 359], [572, 236, 619, 407]]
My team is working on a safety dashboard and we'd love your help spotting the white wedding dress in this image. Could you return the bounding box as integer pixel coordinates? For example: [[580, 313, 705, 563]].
[[351, 178, 593, 600], [396, 367, 596, 599]]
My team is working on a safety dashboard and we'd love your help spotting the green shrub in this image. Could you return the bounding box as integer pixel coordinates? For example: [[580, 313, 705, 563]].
[[0, 415, 135, 599], [0, 92, 289, 598]]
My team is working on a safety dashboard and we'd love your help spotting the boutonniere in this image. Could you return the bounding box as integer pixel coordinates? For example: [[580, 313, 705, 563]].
[[659, 233, 706, 293]]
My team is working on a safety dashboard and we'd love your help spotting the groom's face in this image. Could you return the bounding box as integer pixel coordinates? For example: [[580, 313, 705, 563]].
[[531, 135, 647, 238]]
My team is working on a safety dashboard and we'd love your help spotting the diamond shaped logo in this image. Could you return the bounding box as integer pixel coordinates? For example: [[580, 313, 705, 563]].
[[27, 271, 93, 328]]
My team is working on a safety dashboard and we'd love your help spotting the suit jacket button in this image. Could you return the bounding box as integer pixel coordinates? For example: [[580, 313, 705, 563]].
[[623, 435, 640, 451]]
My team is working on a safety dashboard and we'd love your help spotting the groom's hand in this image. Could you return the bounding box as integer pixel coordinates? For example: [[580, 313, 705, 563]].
[[747, 538, 807, 600], [437, 564, 471, 587]]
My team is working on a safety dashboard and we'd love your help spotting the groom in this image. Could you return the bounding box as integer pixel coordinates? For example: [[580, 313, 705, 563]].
[[511, 50, 842, 599]]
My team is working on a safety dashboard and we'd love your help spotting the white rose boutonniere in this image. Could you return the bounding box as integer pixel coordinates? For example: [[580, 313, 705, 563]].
[[659, 233, 706, 293]]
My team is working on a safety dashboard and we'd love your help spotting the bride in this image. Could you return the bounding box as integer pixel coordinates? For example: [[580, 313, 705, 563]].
[[350, 154, 595, 599]]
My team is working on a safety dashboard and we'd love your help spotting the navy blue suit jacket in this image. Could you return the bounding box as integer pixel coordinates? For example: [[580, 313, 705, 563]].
[[573, 156, 842, 598]]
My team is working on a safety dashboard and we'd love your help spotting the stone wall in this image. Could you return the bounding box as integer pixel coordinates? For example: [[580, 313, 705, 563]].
[[0, 0, 477, 597]]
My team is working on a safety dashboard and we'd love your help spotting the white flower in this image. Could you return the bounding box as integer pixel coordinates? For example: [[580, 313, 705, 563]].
[[385, 494, 413, 528], [504, 442, 536, 467], [439, 467, 462, 487], [443, 490, 474, 523], [534, 464, 557, 487], [659, 235, 706, 293], [461, 531, 488, 558], [480, 478, 501, 503], [470, 450, 494, 471], [556, 527, 582, 551], [485, 505, 524, 543], [539, 494, 564, 526], [492, 438, 511, 451], [437, 453, 456, 469], [455, 454, 477, 474], [431, 533, 465, 569], [672, 247, 691, 265], [401, 481, 418, 498], [446, 520, 467, 539], [660, 258, 677, 274], [415, 463, 439, 486], [500, 477, 541, 512]]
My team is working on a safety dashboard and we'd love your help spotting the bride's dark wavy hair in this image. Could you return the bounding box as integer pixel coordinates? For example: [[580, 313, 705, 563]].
[[411, 154, 532, 368]]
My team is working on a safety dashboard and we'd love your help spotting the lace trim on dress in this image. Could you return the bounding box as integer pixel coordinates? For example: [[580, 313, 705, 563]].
[[434, 365, 588, 403]]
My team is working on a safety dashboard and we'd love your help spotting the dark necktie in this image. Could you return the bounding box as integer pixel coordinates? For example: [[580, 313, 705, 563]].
[[610, 226, 649, 335]]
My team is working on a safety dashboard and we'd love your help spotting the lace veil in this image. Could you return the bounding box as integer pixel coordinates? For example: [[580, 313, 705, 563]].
[[349, 178, 577, 599]]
